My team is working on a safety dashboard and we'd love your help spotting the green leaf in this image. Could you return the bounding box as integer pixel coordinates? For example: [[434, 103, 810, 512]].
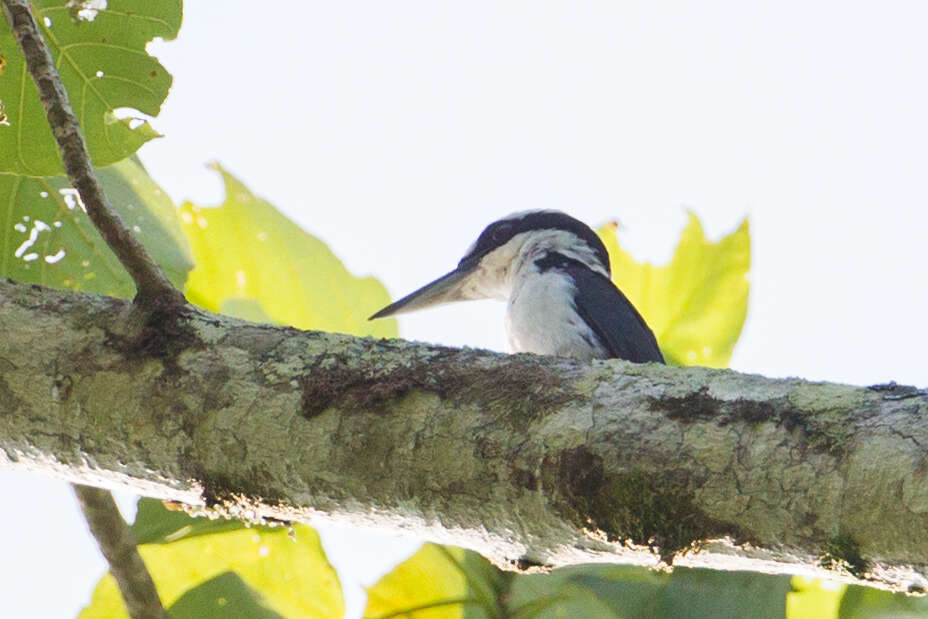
[[168, 571, 284, 619], [364, 544, 503, 619], [368, 548, 795, 619], [131, 498, 248, 545], [0, 0, 181, 175], [180, 164, 397, 337], [219, 297, 276, 325], [81, 523, 344, 619], [597, 212, 750, 367], [787, 577, 844, 619], [509, 565, 790, 619], [0, 156, 193, 295], [837, 583, 928, 618]]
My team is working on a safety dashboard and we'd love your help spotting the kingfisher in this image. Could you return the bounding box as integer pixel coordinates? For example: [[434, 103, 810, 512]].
[[370, 210, 664, 363]]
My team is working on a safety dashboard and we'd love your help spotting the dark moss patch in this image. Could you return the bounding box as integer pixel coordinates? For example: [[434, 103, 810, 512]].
[[195, 468, 287, 513], [127, 303, 199, 369], [512, 467, 538, 491], [820, 531, 869, 578], [299, 352, 421, 418], [52, 373, 73, 402], [102, 298, 201, 376], [0, 374, 25, 416], [657, 387, 718, 421], [561, 447, 605, 502], [436, 354, 576, 428], [198, 471, 238, 509], [299, 347, 577, 424], [596, 471, 744, 560], [544, 448, 745, 561], [655, 387, 780, 425], [651, 389, 846, 454], [777, 408, 833, 452]]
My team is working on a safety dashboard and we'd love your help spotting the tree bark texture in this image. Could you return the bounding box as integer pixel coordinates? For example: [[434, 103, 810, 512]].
[[1, 278, 927, 592]]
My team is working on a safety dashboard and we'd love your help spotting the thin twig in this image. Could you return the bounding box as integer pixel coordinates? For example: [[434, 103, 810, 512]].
[[1, 0, 183, 305], [4, 3, 176, 616], [73, 485, 168, 619]]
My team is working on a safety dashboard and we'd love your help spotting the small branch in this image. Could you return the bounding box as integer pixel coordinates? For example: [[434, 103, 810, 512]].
[[1, 0, 182, 306], [4, 6, 178, 616], [73, 485, 168, 619]]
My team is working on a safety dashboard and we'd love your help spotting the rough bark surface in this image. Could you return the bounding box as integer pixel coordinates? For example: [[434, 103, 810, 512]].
[[1, 278, 927, 592]]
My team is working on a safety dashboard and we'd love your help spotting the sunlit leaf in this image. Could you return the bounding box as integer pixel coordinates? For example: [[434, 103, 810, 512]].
[[0, 156, 192, 295], [364, 544, 502, 619], [597, 212, 750, 367], [786, 577, 843, 619], [0, 0, 181, 175], [219, 297, 275, 325], [369, 548, 796, 619], [80, 523, 344, 619], [180, 164, 397, 337]]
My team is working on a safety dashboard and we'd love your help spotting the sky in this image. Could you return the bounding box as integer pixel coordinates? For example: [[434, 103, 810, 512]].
[[2, 1, 928, 617]]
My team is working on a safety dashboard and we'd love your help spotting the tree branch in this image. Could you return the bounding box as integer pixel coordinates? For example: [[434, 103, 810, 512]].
[[1, 278, 927, 592], [1, 0, 182, 306], [73, 485, 168, 619]]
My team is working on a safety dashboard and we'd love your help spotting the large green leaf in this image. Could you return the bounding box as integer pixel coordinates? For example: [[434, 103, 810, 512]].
[[0, 0, 181, 175], [180, 164, 397, 337], [0, 156, 192, 295], [364, 544, 504, 619], [597, 213, 750, 367], [366, 547, 797, 619], [81, 510, 344, 619]]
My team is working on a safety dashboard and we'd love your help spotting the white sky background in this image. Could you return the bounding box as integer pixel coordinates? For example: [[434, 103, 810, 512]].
[[2, 1, 928, 617]]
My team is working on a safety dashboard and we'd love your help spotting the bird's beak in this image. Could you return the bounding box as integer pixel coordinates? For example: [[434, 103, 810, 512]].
[[369, 263, 479, 320]]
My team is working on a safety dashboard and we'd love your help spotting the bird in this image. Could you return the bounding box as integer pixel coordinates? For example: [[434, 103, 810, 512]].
[[369, 210, 664, 363]]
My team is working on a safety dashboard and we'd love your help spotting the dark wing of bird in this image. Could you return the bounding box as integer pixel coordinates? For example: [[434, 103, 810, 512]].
[[567, 266, 664, 363]]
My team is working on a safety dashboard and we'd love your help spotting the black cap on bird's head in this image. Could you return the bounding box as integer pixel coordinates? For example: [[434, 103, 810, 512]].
[[457, 210, 609, 272], [369, 210, 610, 320]]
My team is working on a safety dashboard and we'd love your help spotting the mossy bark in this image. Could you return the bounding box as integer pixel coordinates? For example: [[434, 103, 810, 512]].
[[1, 278, 927, 592]]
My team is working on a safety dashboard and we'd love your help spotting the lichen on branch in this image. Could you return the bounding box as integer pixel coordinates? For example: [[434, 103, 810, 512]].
[[1, 278, 927, 593]]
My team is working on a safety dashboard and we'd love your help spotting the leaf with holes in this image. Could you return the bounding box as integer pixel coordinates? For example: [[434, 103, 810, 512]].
[[0, 0, 181, 175], [180, 164, 397, 337], [0, 156, 192, 296], [597, 213, 750, 367]]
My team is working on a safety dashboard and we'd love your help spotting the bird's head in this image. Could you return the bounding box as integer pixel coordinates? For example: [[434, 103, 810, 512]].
[[370, 210, 611, 319]]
